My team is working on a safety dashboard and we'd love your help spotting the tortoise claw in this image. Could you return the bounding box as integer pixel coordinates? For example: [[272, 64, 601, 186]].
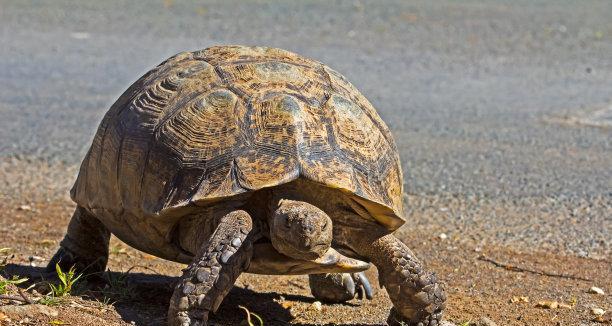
[[341, 273, 356, 297], [353, 271, 373, 300]]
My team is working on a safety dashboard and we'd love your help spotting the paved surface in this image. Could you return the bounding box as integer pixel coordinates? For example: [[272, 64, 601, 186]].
[[1, 0, 611, 255]]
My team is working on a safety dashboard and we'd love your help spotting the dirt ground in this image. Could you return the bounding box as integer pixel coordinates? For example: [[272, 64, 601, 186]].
[[1, 197, 609, 326]]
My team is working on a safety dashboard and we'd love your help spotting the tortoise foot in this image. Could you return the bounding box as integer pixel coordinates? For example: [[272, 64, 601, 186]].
[[309, 272, 373, 303], [379, 239, 445, 326], [46, 246, 106, 276], [387, 306, 444, 326], [47, 206, 110, 276], [347, 231, 446, 326]]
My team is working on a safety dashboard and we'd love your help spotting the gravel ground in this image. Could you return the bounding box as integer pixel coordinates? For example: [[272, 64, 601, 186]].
[[1, 199, 610, 325]]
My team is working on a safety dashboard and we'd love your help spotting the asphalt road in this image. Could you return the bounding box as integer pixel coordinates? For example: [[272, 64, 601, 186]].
[[1, 1, 610, 255]]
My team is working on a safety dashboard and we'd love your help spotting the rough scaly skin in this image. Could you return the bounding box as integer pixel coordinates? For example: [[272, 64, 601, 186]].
[[168, 210, 256, 326], [347, 229, 446, 326], [309, 273, 355, 303], [47, 206, 110, 275], [309, 272, 373, 303]]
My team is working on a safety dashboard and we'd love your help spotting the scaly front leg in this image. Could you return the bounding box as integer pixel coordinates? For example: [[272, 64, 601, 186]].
[[168, 210, 256, 326], [345, 227, 446, 326]]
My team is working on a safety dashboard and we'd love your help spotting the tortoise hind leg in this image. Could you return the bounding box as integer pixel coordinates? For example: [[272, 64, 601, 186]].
[[308, 272, 373, 303], [47, 206, 110, 275], [168, 210, 256, 326]]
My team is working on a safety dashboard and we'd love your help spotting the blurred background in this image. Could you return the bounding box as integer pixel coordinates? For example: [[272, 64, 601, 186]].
[[2, 0, 609, 254], [0, 1, 610, 325]]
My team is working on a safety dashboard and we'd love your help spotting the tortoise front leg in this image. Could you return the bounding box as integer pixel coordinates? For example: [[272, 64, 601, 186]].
[[168, 210, 256, 326], [47, 206, 110, 275], [344, 228, 445, 326]]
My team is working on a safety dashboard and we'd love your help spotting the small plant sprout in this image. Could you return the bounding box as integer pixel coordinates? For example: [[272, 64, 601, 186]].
[[239, 305, 264, 326], [0, 275, 28, 294], [38, 296, 61, 306], [49, 263, 83, 297], [96, 296, 115, 307], [109, 245, 127, 256]]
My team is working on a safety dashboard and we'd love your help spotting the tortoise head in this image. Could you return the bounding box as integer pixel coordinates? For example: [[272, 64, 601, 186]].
[[269, 199, 333, 261]]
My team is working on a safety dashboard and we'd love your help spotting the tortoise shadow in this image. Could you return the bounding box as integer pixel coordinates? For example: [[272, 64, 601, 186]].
[[3, 264, 377, 326]]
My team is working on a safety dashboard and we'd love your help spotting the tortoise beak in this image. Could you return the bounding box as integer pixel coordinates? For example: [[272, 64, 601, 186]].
[[246, 243, 370, 275], [312, 247, 370, 271]]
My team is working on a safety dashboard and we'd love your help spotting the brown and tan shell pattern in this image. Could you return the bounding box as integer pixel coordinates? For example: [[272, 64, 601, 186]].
[[71, 45, 405, 231]]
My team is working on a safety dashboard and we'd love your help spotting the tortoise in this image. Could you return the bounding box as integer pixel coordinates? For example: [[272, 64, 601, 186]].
[[47, 45, 445, 326]]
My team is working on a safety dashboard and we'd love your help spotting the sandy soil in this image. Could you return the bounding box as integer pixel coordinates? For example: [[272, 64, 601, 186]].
[[1, 197, 609, 326]]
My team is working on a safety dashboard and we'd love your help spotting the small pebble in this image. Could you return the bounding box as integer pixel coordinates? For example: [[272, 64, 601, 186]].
[[18, 205, 32, 211], [510, 296, 529, 303], [591, 308, 605, 316], [438, 233, 448, 240], [29, 256, 44, 262], [536, 300, 558, 309], [577, 250, 588, 258], [310, 301, 322, 312], [589, 286, 605, 295], [29, 255, 44, 267], [593, 312, 611, 323], [439, 322, 458, 326], [472, 317, 497, 326]]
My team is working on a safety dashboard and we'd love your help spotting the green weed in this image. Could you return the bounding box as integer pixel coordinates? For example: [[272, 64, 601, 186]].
[[38, 295, 62, 306], [95, 296, 115, 307], [48, 263, 83, 297], [0, 275, 28, 294], [109, 245, 127, 256]]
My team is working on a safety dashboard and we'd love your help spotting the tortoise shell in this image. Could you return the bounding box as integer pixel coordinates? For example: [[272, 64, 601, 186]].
[[72, 45, 405, 236]]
